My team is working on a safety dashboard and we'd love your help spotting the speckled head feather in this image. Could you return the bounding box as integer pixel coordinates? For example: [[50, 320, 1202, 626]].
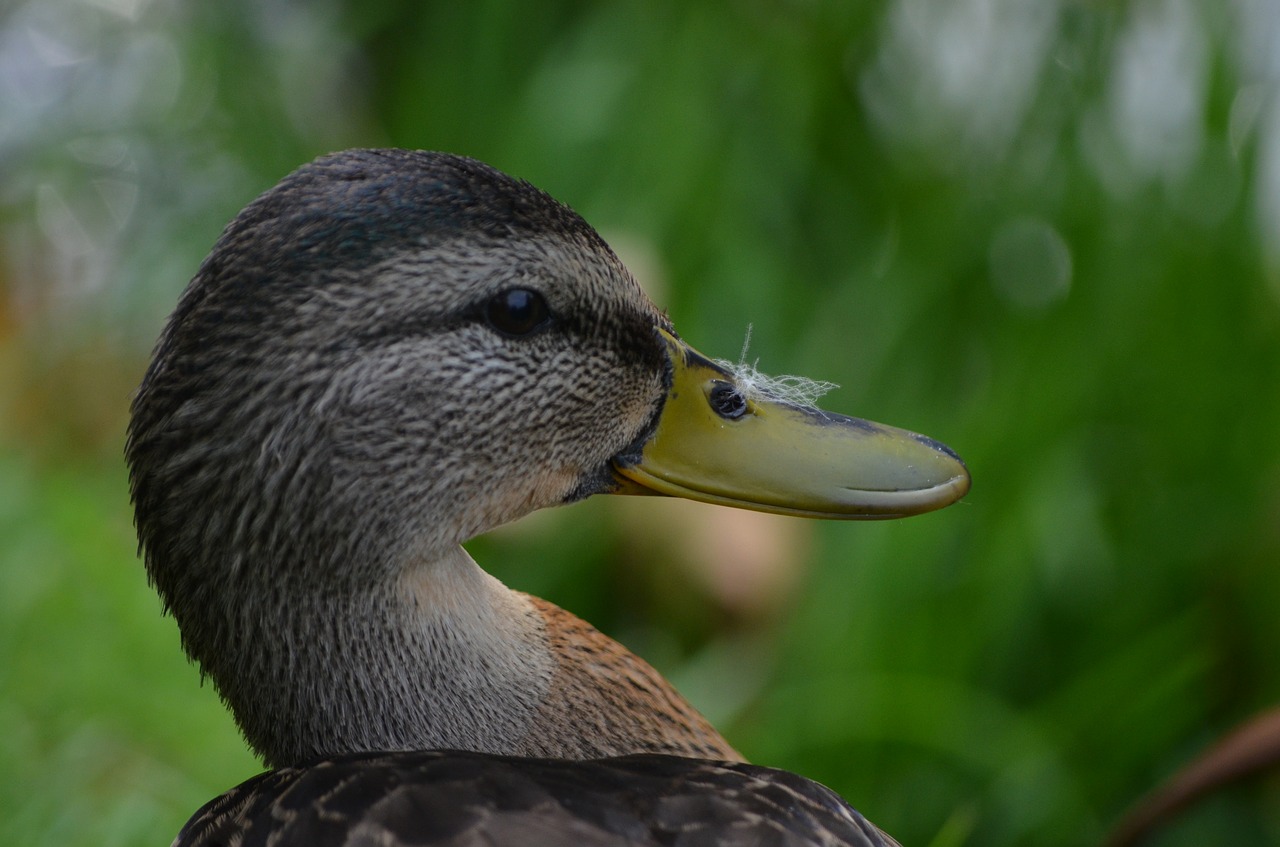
[[130, 149, 669, 581], [180, 151, 614, 304], [126, 150, 687, 766]]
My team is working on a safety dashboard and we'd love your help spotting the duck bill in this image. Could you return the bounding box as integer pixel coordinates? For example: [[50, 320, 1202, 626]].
[[610, 330, 970, 519]]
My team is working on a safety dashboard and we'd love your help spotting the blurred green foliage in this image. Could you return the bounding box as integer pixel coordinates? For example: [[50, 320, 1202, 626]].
[[2, 0, 1278, 845]]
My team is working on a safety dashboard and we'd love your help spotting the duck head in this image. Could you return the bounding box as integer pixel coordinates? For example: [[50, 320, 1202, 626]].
[[125, 149, 968, 764], [130, 148, 966, 581]]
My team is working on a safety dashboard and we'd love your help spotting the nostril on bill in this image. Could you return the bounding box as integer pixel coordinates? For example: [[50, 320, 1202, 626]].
[[707, 381, 748, 420]]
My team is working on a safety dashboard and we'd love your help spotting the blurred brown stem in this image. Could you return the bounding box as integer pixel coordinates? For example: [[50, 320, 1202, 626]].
[[1104, 707, 1280, 847]]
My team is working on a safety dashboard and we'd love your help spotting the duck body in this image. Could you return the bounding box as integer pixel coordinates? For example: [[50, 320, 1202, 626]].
[[179, 751, 891, 847], [127, 149, 967, 846]]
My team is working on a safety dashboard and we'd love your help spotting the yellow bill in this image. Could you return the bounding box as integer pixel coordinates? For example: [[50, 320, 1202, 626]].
[[611, 329, 970, 519]]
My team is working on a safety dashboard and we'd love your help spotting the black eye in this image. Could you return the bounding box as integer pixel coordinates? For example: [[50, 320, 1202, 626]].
[[484, 288, 551, 337]]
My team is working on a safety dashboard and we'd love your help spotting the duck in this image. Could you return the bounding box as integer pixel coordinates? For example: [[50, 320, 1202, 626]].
[[125, 148, 970, 846]]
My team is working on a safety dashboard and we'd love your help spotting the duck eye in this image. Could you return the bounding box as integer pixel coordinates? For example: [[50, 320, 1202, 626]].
[[484, 288, 550, 337]]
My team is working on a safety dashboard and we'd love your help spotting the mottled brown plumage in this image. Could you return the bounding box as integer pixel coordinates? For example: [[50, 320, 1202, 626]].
[[176, 752, 892, 847]]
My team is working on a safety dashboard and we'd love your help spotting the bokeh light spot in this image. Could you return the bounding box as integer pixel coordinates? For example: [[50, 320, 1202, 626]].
[[988, 217, 1072, 312]]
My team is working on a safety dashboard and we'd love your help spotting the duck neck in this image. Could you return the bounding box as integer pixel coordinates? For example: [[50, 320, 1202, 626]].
[[216, 546, 556, 768]]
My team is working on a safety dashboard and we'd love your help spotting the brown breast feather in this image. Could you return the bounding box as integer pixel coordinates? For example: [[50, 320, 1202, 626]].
[[513, 594, 743, 763]]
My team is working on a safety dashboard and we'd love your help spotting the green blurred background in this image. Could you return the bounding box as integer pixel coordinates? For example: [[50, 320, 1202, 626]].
[[2, 0, 1278, 844]]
